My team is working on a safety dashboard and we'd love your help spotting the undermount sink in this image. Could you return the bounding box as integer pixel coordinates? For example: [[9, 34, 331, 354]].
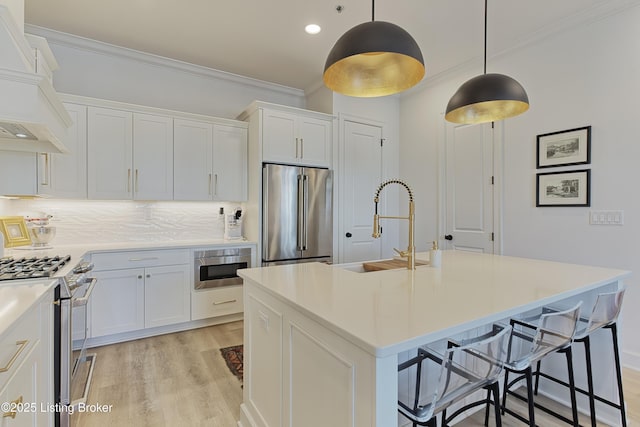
[[335, 259, 428, 273]]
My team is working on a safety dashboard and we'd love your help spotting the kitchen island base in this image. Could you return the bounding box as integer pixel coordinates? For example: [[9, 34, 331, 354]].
[[238, 252, 629, 427]]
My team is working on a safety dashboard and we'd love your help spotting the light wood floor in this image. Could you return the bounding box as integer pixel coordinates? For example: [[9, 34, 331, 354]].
[[73, 321, 639, 426]]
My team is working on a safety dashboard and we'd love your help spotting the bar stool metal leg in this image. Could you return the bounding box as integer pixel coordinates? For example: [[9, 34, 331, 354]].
[[583, 335, 597, 427], [609, 323, 627, 427], [564, 346, 580, 426]]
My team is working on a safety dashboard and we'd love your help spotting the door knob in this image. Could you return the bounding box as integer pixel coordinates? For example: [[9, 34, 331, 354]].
[[345, 232, 352, 238], [444, 234, 453, 241]]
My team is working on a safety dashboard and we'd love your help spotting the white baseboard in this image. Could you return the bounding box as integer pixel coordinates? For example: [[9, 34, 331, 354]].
[[622, 350, 640, 371], [83, 313, 243, 349]]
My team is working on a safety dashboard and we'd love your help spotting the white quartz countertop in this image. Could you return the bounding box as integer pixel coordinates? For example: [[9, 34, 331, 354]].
[[238, 251, 630, 358], [0, 279, 55, 338]]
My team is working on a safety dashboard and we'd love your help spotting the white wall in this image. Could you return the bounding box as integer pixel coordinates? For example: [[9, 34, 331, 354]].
[[400, 4, 640, 368], [25, 26, 305, 119]]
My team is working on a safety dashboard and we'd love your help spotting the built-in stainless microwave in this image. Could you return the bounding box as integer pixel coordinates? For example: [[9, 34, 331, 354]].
[[194, 248, 251, 290]]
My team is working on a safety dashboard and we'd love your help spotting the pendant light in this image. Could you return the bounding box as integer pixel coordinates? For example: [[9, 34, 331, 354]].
[[445, 0, 529, 124], [323, 0, 425, 97]]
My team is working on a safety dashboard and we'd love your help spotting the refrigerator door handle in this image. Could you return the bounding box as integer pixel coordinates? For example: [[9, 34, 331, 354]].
[[297, 174, 304, 251], [302, 175, 309, 251]]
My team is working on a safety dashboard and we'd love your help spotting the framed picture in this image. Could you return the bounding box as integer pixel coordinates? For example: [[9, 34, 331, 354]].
[[0, 216, 31, 248], [536, 126, 591, 168], [536, 169, 590, 207]]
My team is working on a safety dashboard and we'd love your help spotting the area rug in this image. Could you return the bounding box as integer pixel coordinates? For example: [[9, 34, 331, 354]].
[[220, 345, 243, 383]]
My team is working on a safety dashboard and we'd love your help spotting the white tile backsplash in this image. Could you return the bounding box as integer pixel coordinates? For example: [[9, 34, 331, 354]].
[[5, 199, 244, 245]]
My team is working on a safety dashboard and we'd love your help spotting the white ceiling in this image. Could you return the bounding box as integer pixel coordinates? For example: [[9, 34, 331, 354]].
[[24, 0, 611, 92]]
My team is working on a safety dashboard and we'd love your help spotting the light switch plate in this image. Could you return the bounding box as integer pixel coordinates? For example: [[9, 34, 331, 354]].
[[590, 210, 624, 225]]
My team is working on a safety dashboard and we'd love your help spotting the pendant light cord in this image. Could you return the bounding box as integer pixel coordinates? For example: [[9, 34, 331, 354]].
[[371, 0, 375, 21], [483, 0, 487, 74]]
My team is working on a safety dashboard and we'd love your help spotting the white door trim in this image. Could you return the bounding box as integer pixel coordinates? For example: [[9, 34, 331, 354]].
[[437, 118, 504, 255]]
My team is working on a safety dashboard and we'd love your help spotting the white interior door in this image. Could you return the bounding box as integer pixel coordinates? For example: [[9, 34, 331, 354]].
[[341, 120, 383, 263], [444, 122, 495, 253]]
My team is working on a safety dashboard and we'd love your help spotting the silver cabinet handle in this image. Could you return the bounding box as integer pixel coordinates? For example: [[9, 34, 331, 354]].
[[295, 137, 299, 158], [213, 299, 237, 305], [146, 274, 151, 278], [0, 340, 29, 373], [127, 169, 132, 193], [208, 173, 212, 195], [300, 137, 304, 158], [137, 275, 143, 279], [135, 169, 139, 193], [128, 257, 160, 262], [214, 173, 218, 196]]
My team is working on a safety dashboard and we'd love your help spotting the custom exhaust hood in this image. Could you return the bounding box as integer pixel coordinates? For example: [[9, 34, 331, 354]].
[[0, 3, 71, 154]]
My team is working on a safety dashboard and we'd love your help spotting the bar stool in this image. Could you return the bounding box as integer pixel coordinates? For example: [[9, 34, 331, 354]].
[[533, 286, 627, 427], [501, 302, 582, 427], [397, 324, 511, 427]]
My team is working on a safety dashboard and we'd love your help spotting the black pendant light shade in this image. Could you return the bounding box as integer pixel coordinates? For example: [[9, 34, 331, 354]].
[[323, 21, 425, 97], [445, 73, 529, 124], [444, 0, 529, 124]]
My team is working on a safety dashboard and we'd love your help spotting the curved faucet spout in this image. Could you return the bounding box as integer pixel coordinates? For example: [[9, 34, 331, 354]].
[[372, 180, 416, 270]]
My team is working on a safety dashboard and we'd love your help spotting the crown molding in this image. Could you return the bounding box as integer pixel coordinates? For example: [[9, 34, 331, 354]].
[[24, 24, 305, 98]]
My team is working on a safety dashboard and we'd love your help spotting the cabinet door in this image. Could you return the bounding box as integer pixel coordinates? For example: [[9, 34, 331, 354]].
[[298, 116, 331, 167], [173, 119, 213, 201], [88, 107, 133, 199], [133, 113, 173, 200], [0, 152, 37, 196], [262, 109, 298, 164], [212, 124, 247, 201], [1, 345, 40, 427], [38, 103, 88, 198], [90, 269, 144, 337], [144, 264, 190, 328]]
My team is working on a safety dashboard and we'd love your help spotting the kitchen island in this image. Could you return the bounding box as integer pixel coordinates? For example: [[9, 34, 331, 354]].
[[238, 250, 630, 427]]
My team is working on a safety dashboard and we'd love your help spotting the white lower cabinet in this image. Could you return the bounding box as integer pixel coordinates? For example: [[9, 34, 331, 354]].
[[90, 268, 145, 337], [89, 249, 192, 339], [0, 345, 41, 427], [191, 286, 243, 321], [0, 287, 52, 427], [90, 264, 190, 338], [144, 264, 190, 328]]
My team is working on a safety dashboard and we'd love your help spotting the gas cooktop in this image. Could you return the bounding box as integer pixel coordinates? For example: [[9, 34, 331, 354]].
[[0, 255, 71, 281]]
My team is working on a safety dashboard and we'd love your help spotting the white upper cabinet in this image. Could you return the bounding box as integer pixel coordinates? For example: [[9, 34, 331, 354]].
[[174, 119, 248, 201], [262, 108, 331, 167], [88, 107, 133, 200], [38, 102, 88, 198], [212, 124, 247, 201], [173, 119, 213, 201], [132, 113, 174, 200], [88, 107, 173, 200]]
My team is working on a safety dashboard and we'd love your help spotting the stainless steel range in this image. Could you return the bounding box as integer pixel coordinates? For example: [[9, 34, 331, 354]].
[[57, 259, 97, 427], [0, 255, 71, 280], [0, 254, 96, 427]]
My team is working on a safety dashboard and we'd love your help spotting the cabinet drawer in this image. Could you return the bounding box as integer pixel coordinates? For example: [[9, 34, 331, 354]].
[[0, 304, 39, 392], [91, 249, 190, 270], [192, 286, 243, 320]]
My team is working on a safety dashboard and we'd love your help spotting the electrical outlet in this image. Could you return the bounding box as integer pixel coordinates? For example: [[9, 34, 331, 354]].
[[590, 210, 624, 225]]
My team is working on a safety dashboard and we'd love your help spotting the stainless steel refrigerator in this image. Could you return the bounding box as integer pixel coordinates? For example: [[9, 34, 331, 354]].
[[262, 163, 332, 265]]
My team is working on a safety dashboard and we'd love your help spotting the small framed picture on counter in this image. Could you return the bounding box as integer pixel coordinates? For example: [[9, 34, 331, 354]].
[[536, 169, 590, 207], [0, 216, 31, 247], [536, 126, 591, 168]]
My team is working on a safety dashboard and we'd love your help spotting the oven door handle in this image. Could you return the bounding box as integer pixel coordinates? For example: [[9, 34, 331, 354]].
[[72, 278, 97, 307]]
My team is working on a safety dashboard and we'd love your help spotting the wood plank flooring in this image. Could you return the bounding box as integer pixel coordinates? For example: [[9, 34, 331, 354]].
[[73, 321, 639, 426]]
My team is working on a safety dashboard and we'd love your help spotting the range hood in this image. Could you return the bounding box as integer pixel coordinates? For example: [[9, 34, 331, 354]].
[[0, 3, 71, 154]]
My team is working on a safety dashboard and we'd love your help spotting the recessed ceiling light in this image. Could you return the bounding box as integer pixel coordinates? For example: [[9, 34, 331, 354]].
[[15, 133, 28, 138], [305, 24, 321, 35]]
